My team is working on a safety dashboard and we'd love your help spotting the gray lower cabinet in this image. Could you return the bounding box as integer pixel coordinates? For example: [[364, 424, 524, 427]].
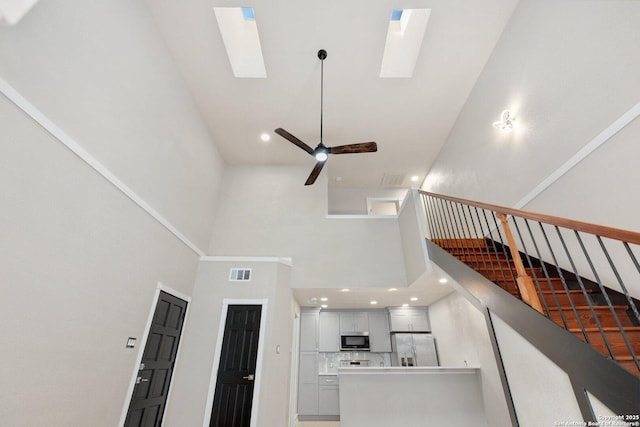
[[298, 352, 318, 415], [318, 375, 340, 415]]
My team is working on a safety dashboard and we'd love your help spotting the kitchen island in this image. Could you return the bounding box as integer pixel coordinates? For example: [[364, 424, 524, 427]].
[[338, 367, 488, 427]]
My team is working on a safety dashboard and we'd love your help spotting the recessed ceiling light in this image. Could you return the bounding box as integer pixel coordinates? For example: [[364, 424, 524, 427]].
[[388, 288, 397, 292], [410, 297, 418, 301], [308, 297, 318, 304], [411, 175, 420, 182], [341, 288, 350, 292], [402, 303, 409, 307], [320, 297, 328, 302], [260, 133, 270, 142], [321, 304, 328, 309], [439, 278, 448, 284], [370, 300, 378, 305]]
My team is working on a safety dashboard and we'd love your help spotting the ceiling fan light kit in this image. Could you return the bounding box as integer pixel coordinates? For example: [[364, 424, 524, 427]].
[[274, 49, 378, 185]]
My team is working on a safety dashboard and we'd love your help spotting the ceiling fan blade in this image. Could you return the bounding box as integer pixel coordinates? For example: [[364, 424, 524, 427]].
[[328, 142, 378, 154], [274, 128, 314, 155], [304, 161, 326, 186]]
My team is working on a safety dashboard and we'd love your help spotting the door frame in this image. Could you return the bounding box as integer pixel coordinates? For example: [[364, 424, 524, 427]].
[[203, 298, 268, 427], [118, 282, 192, 427], [288, 310, 300, 427]]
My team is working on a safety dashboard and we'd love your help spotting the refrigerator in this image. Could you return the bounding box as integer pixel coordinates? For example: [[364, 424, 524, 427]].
[[390, 333, 439, 367]]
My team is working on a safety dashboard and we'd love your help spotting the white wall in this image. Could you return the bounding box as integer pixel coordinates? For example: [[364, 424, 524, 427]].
[[398, 189, 430, 284], [0, 1, 224, 425], [163, 260, 295, 427], [0, 94, 202, 426], [208, 165, 408, 289], [423, 0, 640, 232], [328, 187, 408, 215], [0, 0, 224, 251], [429, 292, 512, 427], [490, 314, 583, 426]]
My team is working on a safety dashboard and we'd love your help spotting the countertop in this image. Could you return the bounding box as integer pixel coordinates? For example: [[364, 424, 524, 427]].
[[337, 366, 479, 375]]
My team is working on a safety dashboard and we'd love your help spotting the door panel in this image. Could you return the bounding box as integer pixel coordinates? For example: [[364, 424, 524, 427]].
[[125, 291, 187, 427], [210, 305, 262, 427]]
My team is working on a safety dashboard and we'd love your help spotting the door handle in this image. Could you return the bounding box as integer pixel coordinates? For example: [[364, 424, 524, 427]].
[[136, 377, 150, 384], [243, 374, 255, 381]]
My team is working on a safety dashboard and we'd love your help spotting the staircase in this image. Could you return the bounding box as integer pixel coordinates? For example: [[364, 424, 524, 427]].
[[433, 237, 640, 377]]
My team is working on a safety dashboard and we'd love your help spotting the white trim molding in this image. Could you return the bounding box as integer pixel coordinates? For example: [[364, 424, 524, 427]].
[[200, 256, 293, 267], [203, 299, 269, 427], [0, 77, 206, 257], [515, 101, 640, 210]]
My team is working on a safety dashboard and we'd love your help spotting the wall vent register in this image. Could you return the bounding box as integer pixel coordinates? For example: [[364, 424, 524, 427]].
[[228, 268, 252, 281]]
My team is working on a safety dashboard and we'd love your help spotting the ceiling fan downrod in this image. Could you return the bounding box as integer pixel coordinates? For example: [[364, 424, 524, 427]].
[[318, 49, 327, 148]]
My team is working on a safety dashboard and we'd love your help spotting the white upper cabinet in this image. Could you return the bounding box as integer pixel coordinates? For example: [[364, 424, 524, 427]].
[[300, 309, 320, 351], [318, 311, 340, 352], [368, 311, 392, 352], [388, 307, 430, 332], [339, 311, 369, 333]]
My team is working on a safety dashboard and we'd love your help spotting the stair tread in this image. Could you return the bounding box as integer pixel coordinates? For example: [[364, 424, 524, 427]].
[[570, 326, 640, 332], [548, 305, 628, 310], [541, 289, 591, 294]]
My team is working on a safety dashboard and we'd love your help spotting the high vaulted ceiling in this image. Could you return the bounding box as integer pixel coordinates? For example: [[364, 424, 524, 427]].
[[145, 0, 519, 191]]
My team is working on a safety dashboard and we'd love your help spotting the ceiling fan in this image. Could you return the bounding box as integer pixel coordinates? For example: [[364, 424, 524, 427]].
[[275, 49, 378, 185]]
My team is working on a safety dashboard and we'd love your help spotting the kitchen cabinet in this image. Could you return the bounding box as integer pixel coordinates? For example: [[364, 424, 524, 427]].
[[298, 352, 319, 415], [300, 308, 320, 351], [318, 375, 340, 415], [368, 311, 392, 352], [388, 307, 430, 332], [318, 311, 340, 352], [339, 311, 369, 333]]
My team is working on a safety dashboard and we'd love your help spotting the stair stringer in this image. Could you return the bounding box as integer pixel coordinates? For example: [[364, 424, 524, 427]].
[[427, 240, 640, 419]]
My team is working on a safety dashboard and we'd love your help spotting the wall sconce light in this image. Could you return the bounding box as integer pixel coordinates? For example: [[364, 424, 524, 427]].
[[493, 110, 515, 132]]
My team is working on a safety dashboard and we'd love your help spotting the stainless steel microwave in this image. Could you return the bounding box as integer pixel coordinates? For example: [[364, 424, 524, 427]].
[[340, 333, 370, 351]]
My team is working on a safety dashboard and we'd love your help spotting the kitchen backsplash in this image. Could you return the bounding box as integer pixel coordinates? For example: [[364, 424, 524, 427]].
[[318, 352, 392, 373]]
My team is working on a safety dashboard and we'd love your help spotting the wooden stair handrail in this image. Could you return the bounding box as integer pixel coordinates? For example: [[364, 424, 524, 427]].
[[420, 190, 640, 245]]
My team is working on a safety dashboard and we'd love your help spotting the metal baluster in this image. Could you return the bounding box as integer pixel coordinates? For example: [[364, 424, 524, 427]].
[[436, 197, 455, 252], [458, 203, 483, 271], [430, 196, 447, 245], [512, 217, 550, 316], [524, 219, 566, 322], [538, 223, 585, 333], [622, 242, 640, 325], [453, 201, 478, 268], [555, 229, 609, 348], [422, 195, 438, 242], [474, 207, 501, 293], [488, 211, 518, 296], [444, 199, 468, 261], [592, 236, 640, 370]]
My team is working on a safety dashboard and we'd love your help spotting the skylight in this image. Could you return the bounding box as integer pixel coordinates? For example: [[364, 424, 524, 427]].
[[0, 0, 39, 25], [380, 8, 431, 78], [213, 7, 266, 78]]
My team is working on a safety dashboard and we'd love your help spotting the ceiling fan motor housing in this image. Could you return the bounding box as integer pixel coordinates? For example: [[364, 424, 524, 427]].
[[317, 49, 327, 60]]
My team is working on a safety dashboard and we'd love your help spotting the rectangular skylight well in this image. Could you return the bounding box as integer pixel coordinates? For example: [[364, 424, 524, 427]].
[[380, 8, 431, 78], [213, 7, 266, 78], [0, 0, 39, 25]]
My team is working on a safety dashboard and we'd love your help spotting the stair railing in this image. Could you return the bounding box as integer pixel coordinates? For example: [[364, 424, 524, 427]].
[[420, 190, 640, 375]]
